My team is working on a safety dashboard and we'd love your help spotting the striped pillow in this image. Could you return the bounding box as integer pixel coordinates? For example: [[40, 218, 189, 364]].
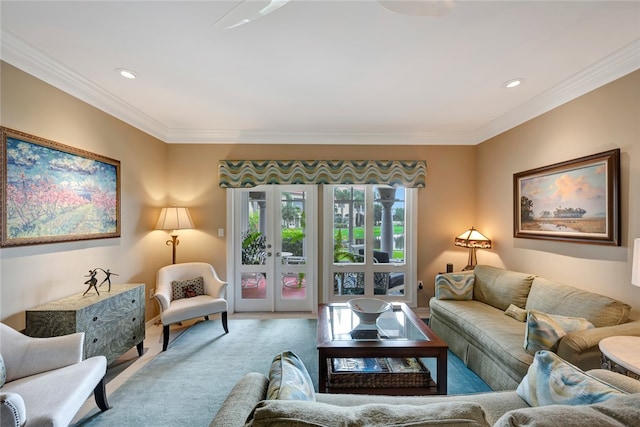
[[517, 350, 627, 407], [524, 310, 594, 354], [435, 273, 474, 300]]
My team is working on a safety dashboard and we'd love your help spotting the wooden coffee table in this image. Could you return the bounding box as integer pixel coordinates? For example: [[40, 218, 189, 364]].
[[317, 303, 448, 395]]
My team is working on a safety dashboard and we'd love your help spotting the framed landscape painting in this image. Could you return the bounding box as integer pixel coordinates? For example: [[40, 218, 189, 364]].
[[513, 149, 620, 246], [1, 127, 120, 247]]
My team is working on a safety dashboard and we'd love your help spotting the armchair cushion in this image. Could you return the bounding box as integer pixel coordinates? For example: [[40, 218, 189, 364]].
[[171, 276, 205, 300], [516, 350, 626, 407]]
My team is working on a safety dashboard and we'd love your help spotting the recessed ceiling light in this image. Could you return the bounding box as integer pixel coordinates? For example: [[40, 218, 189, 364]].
[[116, 68, 137, 79], [503, 78, 524, 89]]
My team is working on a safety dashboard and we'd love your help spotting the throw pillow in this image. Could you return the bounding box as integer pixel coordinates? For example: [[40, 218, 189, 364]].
[[524, 309, 594, 353], [171, 276, 205, 301], [0, 353, 5, 388], [516, 350, 627, 407], [494, 395, 640, 427], [504, 304, 527, 322], [266, 351, 315, 401], [435, 273, 474, 300], [250, 399, 490, 427]]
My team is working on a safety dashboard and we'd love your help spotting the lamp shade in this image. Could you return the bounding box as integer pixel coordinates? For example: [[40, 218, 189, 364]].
[[633, 238, 640, 287], [454, 227, 492, 249], [155, 207, 194, 231]]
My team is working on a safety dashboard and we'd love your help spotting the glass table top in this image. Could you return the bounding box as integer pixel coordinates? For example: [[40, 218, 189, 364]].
[[326, 304, 429, 342]]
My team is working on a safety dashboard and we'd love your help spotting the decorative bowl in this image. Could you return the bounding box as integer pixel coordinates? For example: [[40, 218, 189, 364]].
[[347, 298, 391, 324]]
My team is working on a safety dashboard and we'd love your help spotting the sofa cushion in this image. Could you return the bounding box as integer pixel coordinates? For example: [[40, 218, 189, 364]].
[[473, 265, 535, 311], [435, 273, 474, 300], [504, 304, 527, 322], [266, 351, 315, 401], [429, 299, 533, 383], [524, 310, 594, 354], [516, 350, 627, 407], [494, 394, 640, 427], [250, 399, 490, 427], [171, 276, 205, 301], [525, 277, 630, 327]]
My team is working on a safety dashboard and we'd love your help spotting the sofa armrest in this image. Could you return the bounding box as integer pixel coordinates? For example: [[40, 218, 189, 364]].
[[209, 372, 269, 427], [1, 392, 26, 427], [558, 320, 640, 357]]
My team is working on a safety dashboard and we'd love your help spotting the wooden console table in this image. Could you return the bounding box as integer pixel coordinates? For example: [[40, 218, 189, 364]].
[[26, 283, 145, 365]]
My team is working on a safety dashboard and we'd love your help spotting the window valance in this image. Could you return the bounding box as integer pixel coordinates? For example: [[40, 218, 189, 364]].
[[218, 160, 427, 188]]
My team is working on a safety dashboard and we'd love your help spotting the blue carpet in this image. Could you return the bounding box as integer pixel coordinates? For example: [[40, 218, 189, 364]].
[[75, 318, 490, 427]]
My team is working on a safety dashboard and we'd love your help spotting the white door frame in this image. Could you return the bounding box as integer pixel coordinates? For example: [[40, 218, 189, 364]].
[[226, 185, 317, 313]]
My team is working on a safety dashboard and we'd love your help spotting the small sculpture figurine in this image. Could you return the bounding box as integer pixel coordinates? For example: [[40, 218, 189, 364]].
[[82, 268, 119, 295], [83, 269, 99, 296], [97, 268, 119, 292]]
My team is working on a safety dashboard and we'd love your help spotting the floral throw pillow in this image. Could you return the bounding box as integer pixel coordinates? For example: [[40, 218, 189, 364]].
[[0, 353, 6, 388], [171, 276, 205, 301]]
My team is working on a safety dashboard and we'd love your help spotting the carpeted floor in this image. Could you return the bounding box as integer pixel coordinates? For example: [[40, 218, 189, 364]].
[[74, 318, 490, 427]]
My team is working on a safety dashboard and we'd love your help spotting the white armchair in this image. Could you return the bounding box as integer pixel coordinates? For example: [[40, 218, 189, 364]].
[[0, 323, 109, 427], [154, 262, 229, 351]]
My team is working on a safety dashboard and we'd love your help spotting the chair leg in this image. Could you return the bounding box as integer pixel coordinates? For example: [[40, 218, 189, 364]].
[[222, 311, 229, 333], [204, 315, 209, 321], [94, 377, 111, 411], [162, 325, 170, 351]]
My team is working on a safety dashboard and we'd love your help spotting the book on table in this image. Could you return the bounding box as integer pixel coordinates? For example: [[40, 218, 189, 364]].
[[332, 357, 429, 374]]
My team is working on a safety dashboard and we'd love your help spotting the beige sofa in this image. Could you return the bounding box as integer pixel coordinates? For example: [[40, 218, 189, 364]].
[[211, 368, 640, 426], [429, 265, 640, 390]]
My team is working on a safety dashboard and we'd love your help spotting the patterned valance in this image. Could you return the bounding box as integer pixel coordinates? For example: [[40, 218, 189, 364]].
[[218, 160, 426, 188]]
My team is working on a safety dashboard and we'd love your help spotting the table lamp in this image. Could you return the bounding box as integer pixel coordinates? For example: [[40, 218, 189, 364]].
[[454, 227, 492, 271], [156, 207, 194, 264]]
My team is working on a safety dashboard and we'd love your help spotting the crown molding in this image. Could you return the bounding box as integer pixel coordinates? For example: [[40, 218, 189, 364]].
[[0, 29, 170, 141], [474, 38, 640, 144], [2, 28, 638, 145]]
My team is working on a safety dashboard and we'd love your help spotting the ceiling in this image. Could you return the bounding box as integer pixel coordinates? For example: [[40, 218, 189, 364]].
[[1, 1, 639, 145]]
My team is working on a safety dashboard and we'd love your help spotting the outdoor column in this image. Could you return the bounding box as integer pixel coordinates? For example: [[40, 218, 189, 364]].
[[378, 188, 396, 259]]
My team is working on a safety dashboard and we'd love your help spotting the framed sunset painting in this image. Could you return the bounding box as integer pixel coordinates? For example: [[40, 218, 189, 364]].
[[513, 149, 620, 246], [1, 127, 120, 247]]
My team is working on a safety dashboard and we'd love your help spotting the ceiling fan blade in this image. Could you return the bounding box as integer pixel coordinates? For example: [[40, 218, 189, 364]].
[[213, 0, 290, 30], [378, 0, 456, 17]]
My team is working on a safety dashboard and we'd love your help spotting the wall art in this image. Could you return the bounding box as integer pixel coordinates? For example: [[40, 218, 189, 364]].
[[1, 127, 120, 247], [513, 149, 620, 245]]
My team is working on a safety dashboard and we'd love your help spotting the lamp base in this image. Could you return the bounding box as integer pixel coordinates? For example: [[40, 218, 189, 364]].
[[461, 264, 475, 271]]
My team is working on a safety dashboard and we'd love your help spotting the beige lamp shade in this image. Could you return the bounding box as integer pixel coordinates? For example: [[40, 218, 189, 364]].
[[155, 207, 194, 231], [633, 238, 640, 287]]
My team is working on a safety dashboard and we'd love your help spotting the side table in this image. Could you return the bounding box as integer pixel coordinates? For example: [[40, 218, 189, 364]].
[[599, 336, 640, 380]]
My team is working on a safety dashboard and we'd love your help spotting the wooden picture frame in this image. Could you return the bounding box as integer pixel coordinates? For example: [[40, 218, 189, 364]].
[[513, 149, 620, 245], [1, 127, 120, 247]]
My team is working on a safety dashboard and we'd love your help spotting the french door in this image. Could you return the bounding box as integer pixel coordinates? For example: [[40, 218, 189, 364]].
[[231, 185, 316, 312]]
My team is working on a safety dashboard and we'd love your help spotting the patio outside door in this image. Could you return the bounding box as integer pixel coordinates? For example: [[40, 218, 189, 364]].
[[232, 185, 316, 312]]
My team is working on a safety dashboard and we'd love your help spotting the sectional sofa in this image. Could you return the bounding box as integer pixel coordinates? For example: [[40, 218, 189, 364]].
[[211, 350, 640, 426], [429, 265, 640, 390]]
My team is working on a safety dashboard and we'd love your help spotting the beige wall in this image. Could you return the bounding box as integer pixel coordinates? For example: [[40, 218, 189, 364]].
[[477, 70, 640, 312], [165, 144, 478, 307], [3, 60, 638, 331], [0, 62, 169, 330]]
